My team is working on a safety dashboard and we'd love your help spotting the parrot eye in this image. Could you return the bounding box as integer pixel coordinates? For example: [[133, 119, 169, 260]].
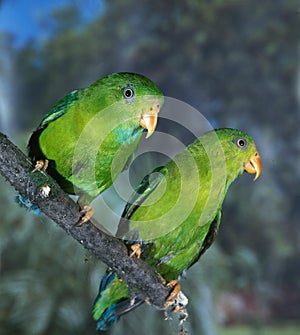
[[123, 86, 135, 100], [234, 137, 248, 150]]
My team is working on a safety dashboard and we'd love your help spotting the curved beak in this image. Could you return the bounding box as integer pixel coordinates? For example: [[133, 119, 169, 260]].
[[139, 103, 160, 139], [244, 152, 262, 181]]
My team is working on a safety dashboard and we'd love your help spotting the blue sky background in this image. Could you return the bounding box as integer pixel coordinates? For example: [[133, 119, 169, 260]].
[[0, 0, 102, 47]]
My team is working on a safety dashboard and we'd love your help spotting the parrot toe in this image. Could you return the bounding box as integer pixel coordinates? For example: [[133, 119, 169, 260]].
[[129, 243, 141, 258], [78, 205, 94, 225], [31, 159, 49, 173], [165, 280, 181, 307]]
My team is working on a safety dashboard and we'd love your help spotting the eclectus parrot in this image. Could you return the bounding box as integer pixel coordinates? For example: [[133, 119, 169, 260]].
[[28, 72, 164, 223], [93, 128, 262, 330]]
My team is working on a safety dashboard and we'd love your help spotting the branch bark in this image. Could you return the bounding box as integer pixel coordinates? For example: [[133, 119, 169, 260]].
[[0, 131, 170, 309]]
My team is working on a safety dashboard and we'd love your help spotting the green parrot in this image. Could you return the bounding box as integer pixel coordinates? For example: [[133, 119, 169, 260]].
[[93, 128, 262, 330], [28, 72, 164, 223]]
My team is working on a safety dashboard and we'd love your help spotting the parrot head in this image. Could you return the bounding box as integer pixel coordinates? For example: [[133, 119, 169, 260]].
[[100, 72, 164, 138], [209, 128, 262, 181]]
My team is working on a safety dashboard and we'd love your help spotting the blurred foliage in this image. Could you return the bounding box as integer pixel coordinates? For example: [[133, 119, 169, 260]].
[[218, 324, 300, 335], [0, 0, 299, 334]]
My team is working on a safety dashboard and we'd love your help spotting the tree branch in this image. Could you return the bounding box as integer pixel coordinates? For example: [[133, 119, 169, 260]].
[[0, 131, 170, 309]]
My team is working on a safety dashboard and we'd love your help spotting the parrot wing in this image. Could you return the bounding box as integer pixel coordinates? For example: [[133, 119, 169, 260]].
[[27, 90, 80, 193], [187, 210, 221, 270], [40, 90, 79, 128], [116, 165, 168, 240], [28, 90, 79, 161]]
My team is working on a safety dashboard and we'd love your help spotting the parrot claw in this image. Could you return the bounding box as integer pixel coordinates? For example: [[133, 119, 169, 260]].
[[129, 243, 141, 258], [31, 159, 49, 173], [77, 205, 94, 225], [165, 280, 181, 307]]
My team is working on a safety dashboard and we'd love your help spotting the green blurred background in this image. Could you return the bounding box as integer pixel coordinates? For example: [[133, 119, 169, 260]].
[[0, 1, 299, 334]]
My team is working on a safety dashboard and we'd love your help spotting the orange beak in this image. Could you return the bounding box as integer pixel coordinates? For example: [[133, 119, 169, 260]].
[[244, 152, 262, 181], [139, 103, 160, 138]]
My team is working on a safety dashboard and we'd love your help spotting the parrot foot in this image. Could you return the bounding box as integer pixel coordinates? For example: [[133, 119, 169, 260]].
[[165, 280, 181, 307], [32, 159, 49, 173], [78, 205, 94, 225], [129, 243, 141, 258]]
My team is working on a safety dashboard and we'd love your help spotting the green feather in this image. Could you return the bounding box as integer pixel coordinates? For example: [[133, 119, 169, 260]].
[[40, 90, 79, 127], [93, 128, 261, 328], [120, 128, 260, 279], [28, 72, 164, 204]]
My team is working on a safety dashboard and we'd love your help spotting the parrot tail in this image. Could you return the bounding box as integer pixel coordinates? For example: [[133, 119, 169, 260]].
[[93, 270, 144, 331]]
